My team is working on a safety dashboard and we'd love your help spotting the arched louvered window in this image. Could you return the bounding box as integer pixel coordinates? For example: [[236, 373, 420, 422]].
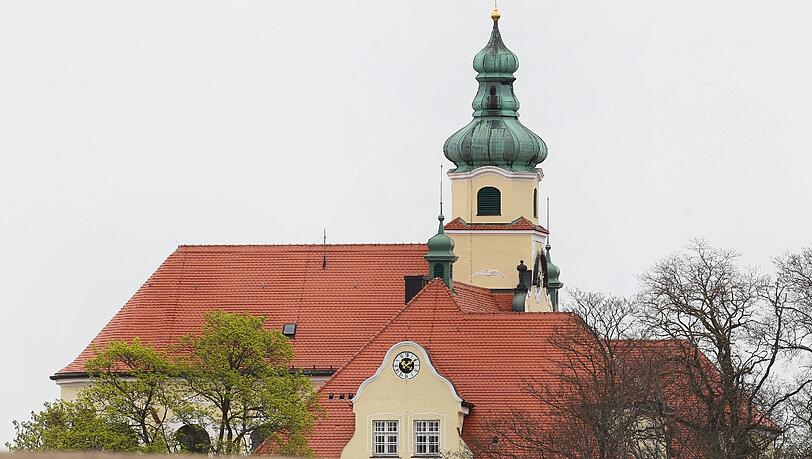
[[433, 263, 445, 279], [533, 189, 538, 218], [477, 187, 501, 216]]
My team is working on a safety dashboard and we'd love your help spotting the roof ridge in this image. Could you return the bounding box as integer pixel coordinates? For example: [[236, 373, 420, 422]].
[[452, 281, 494, 294], [317, 279, 452, 390], [178, 242, 425, 249], [444, 217, 548, 233], [463, 310, 577, 317]]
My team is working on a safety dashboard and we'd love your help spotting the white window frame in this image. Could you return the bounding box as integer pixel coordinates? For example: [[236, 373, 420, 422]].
[[413, 420, 440, 456], [373, 420, 399, 456]]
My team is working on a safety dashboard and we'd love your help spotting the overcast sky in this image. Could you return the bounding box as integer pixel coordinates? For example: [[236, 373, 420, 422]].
[[1, 0, 811, 447]]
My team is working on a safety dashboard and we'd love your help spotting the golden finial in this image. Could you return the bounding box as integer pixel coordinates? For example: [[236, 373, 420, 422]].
[[491, 0, 501, 21]]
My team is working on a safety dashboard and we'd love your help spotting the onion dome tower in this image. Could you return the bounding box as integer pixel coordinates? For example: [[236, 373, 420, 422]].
[[425, 213, 457, 290], [443, 7, 547, 173], [441, 7, 560, 313]]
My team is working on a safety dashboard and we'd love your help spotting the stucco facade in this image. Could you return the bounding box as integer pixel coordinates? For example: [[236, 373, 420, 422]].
[[449, 166, 541, 225], [340, 342, 470, 459]]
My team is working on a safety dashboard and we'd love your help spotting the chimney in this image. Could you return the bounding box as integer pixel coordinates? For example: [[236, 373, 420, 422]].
[[404, 275, 428, 303]]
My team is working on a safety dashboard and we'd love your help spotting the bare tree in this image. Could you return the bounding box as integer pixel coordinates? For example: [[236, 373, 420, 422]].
[[474, 290, 671, 459], [640, 240, 806, 458], [773, 247, 812, 458], [777, 247, 812, 354], [470, 242, 811, 458]]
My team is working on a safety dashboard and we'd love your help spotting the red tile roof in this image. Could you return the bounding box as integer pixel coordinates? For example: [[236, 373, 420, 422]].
[[444, 216, 549, 233], [452, 282, 514, 313], [287, 279, 585, 458], [54, 243, 431, 377], [57, 243, 753, 457], [286, 281, 749, 458]]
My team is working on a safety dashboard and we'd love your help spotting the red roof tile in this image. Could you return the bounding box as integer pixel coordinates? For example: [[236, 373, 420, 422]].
[[54, 244, 430, 377], [452, 282, 512, 313], [444, 216, 549, 233]]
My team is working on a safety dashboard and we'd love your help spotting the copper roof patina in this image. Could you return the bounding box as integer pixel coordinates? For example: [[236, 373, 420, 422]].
[[443, 11, 548, 173]]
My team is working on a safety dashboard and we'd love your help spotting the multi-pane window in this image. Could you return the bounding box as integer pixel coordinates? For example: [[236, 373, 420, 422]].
[[373, 420, 398, 456], [414, 420, 440, 456]]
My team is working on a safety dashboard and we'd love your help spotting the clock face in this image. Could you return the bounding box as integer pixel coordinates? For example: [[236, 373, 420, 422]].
[[533, 252, 544, 287], [393, 351, 420, 379]]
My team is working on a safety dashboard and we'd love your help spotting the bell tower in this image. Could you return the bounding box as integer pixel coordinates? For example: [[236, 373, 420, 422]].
[[442, 7, 559, 312]]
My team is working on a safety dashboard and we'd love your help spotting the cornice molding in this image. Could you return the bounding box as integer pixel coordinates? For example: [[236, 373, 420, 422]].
[[447, 165, 543, 182]]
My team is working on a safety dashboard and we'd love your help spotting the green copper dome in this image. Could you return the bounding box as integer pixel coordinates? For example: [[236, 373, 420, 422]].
[[443, 13, 548, 173], [473, 23, 519, 78]]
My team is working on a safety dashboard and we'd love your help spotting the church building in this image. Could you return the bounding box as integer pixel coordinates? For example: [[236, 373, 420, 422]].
[[53, 8, 679, 458]]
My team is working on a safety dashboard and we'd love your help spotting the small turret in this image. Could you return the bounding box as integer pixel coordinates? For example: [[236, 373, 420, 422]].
[[425, 214, 458, 290], [545, 242, 563, 311]]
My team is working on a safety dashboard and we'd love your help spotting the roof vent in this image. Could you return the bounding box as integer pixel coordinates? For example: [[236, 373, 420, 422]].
[[282, 323, 297, 337]]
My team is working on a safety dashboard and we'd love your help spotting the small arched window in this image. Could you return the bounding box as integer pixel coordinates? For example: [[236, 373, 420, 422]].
[[533, 189, 538, 219], [477, 187, 501, 216], [433, 263, 445, 279]]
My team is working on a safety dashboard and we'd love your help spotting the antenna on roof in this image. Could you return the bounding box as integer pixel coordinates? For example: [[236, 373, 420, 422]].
[[546, 197, 550, 243], [322, 228, 327, 270], [439, 165, 444, 216]]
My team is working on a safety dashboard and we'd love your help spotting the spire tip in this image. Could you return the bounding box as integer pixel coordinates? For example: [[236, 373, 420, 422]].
[[491, 1, 501, 21], [491, 7, 501, 21]]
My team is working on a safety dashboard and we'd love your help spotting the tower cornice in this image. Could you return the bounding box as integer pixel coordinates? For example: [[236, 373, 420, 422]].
[[447, 165, 543, 182]]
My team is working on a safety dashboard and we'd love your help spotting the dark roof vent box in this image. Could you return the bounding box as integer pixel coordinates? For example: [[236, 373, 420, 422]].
[[282, 323, 297, 338], [405, 275, 429, 304]]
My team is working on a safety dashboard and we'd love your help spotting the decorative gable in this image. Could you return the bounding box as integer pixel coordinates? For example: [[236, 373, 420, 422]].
[[340, 341, 470, 458]]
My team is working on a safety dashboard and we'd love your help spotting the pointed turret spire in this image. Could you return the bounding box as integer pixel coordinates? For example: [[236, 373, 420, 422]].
[[425, 213, 457, 290], [545, 242, 563, 311], [426, 176, 457, 290], [443, 7, 548, 173]]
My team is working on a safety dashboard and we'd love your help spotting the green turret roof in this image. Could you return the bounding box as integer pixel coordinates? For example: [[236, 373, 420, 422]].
[[426, 214, 456, 260], [443, 10, 548, 173], [545, 242, 562, 289], [473, 18, 519, 82], [425, 213, 457, 290]]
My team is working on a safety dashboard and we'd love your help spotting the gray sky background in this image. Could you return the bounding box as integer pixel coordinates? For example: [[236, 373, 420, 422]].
[[1, 0, 811, 446]]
